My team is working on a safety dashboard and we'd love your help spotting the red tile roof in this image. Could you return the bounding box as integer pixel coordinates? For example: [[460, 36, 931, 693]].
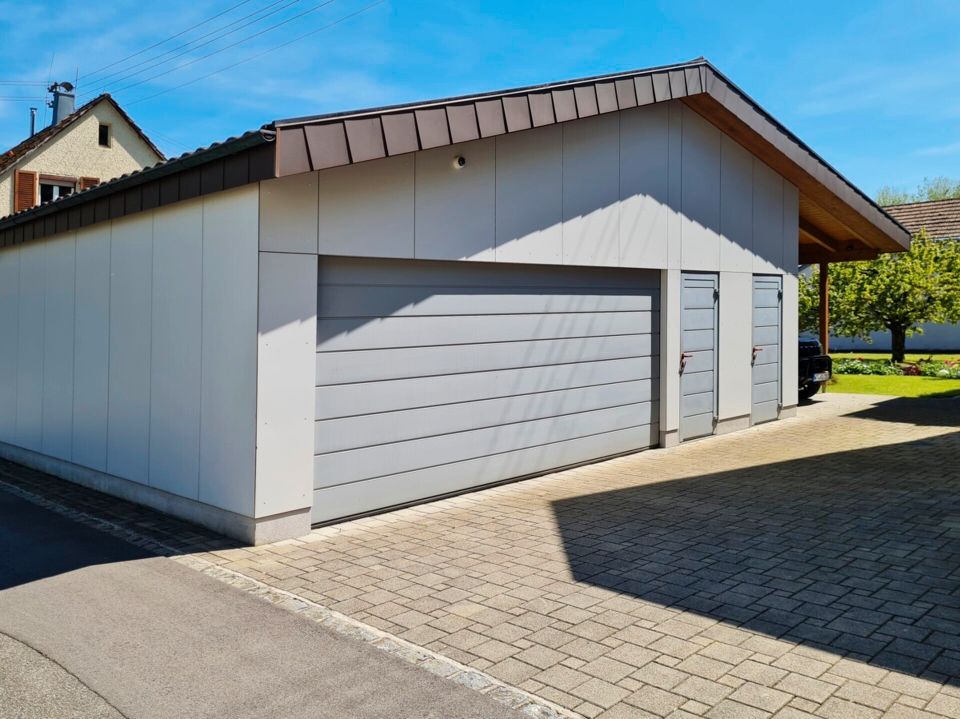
[[884, 198, 960, 240]]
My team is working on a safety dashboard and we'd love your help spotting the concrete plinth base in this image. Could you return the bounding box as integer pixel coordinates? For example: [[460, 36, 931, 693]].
[[0, 441, 310, 545]]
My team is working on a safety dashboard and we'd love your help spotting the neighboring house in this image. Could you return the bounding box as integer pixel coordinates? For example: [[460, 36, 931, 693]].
[[830, 197, 960, 352], [0, 60, 909, 544], [0, 89, 164, 218]]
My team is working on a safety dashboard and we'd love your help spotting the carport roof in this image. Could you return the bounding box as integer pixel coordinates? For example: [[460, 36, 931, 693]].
[[0, 58, 910, 261]]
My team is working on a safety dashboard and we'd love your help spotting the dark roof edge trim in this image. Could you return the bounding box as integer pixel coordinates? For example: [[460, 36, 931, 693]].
[[274, 58, 707, 127], [274, 58, 909, 251], [0, 131, 273, 238]]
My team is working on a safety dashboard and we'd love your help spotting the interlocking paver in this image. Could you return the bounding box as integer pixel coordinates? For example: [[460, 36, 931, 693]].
[[832, 679, 898, 711], [3, 394, 959, 719], [926, 693, 960, 717], [774, 673, 837, 703], [817, 697, 882, 719], [729, 681, 793, 712], [626, 684, 687, 715]]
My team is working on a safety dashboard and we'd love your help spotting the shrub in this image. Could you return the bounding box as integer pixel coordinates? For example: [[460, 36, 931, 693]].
[[917, 360, 960, 379], [833, 358, 903, 376]]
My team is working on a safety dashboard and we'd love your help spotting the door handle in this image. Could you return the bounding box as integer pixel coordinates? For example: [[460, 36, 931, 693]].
[[680, 352, 693, 373], [752, 346, 763, 363]]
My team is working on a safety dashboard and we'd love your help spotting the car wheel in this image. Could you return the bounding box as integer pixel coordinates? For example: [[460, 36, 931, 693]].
[[798, 382, 821, 400]]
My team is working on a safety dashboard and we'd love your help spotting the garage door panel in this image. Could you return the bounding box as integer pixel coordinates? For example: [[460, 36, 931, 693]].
[[315, 401, 657, 488], [316, 334, 657, 385], [753, 325, 779, 345], [682, 328, 714, 352], [313, 256, 659, 522], [316, 380, 655, 454], [753, 307, 780, 327], [319, 284, 659, 318], [681, 287, 717, 310], [317, 311, 656, 351], [752, 362, 779, 385], [682, 308, 715, 331], [682, 391, 714, 417], [753, 381, 779, 403], [679, 370, 713, 395], [753, 345, 780, 366], [316, 356, 657, 419], [682, 349, 714, 374], [682, 412, 714, 441], [312, 422, 659, 524], [752, 399, 778, 424], [754, 287, 780, 309]]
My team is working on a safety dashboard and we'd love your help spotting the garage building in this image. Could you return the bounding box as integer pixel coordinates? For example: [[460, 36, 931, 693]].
[[0, 60, 910, 543]]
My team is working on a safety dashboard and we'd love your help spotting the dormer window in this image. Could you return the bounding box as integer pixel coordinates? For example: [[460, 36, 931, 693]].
[[98, 123, 111, 147]]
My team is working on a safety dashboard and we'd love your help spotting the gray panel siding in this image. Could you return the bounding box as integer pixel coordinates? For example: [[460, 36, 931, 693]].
[[316, 356, 656, 419], [315, 334, 655, 385], [312, 424, 658, 524], [316, 311, 658, 351], [680, 273, 718, 441], [752, 275, 782, 424], [315, 402, 658, 488], [313, 256, 659, 522], [315, 380, 655, 454]]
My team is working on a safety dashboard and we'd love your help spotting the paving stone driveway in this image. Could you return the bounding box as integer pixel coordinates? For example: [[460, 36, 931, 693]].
[[3, 393, 959, 718]]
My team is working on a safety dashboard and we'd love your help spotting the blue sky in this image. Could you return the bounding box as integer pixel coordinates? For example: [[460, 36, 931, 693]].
[[1, 1, 958, 197]]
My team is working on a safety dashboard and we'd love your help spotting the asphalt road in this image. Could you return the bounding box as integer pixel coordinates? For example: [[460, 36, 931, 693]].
[[0, 488, 522, 719]]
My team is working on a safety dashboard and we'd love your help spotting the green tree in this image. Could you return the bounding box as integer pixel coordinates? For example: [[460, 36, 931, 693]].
[[876, 176, 960, 206], [799, 232, 960, 362], [798, 269, 820, 336]]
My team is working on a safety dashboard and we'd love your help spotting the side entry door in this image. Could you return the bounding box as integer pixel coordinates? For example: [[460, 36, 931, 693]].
[[679, 273, 718, 441], [751, 275, 782, 424]]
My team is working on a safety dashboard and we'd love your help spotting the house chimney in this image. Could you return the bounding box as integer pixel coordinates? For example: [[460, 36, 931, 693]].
[[48, 82, 75, 126], [29, 107, 37, 137]]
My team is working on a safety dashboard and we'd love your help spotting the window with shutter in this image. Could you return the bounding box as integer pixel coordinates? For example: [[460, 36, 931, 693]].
[[14, 170, 37, 212], [79, 176, 100, 191]]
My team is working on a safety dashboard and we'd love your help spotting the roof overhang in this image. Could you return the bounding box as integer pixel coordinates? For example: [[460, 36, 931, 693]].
[[274, 59, 911, 263]]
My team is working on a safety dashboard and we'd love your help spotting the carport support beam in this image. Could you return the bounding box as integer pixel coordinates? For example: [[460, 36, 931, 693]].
[[819, 261, 829, 367]]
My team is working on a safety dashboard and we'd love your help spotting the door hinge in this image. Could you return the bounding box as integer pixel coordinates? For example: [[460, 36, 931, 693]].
[[777, 289, 783, 301], [713, 288, 720, 301]]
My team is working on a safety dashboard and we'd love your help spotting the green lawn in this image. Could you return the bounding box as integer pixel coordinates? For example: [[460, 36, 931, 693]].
[[824, 351, 960, 397], [827, 374, 960, 398]]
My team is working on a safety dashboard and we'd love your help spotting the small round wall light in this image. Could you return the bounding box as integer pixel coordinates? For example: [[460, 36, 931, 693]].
[[453, 155, 467, 169]]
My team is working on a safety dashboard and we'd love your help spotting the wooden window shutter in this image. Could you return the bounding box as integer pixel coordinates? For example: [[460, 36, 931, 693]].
[[14, 170, 37, 212], [79, 176, 100, 191]]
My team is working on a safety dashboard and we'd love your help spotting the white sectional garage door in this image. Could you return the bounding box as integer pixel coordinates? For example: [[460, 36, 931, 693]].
[[312, 257, 660, 524]]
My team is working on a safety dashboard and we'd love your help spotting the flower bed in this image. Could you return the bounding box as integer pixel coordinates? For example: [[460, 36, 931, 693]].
[[833, 357, 960, 378]]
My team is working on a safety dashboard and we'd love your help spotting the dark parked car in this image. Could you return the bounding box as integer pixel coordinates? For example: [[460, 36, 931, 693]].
[[799, 339, 832, 400]]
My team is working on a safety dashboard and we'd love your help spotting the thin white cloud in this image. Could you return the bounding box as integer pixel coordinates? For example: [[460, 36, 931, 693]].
[[915, 140, 960, 157]]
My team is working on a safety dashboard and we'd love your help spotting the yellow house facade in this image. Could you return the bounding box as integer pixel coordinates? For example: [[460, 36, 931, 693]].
[[0, 94, 164, 218]]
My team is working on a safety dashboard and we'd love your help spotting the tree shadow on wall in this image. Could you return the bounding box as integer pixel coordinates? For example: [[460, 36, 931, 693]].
[[551, 429, 960, 683]]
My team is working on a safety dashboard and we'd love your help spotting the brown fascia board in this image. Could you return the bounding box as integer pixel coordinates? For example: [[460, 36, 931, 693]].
[[273, 59, 910, 255], [0, 131, 275, 248]]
